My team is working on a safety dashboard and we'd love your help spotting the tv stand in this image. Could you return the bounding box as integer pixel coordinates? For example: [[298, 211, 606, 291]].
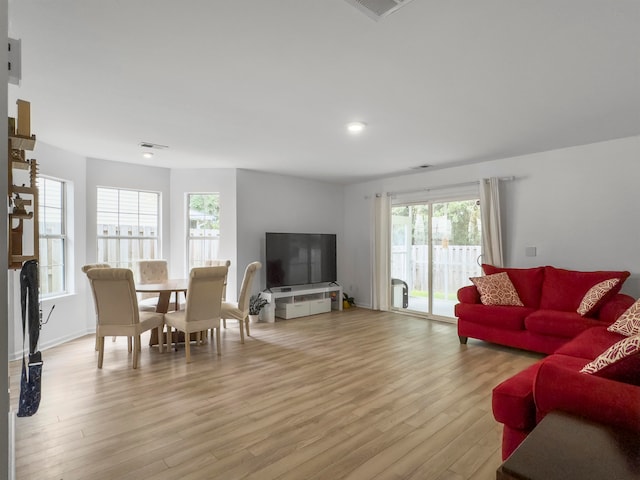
[[261, 284, 343, 322]]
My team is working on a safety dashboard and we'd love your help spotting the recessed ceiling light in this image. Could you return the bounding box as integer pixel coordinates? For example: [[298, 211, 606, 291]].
[[142, 152, 154, 159], [346, 121, 367, 134]]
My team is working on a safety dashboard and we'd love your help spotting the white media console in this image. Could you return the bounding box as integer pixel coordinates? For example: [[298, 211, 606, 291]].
[[261, 284, 343, 321]]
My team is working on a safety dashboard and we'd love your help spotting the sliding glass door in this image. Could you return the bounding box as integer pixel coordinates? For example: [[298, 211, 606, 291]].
[[390, 198, 482, 319]]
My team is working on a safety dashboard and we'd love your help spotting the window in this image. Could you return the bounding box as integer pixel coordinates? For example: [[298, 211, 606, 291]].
[[38, 177, 66, 297], [96, 187, 160, 268], [187, 193, 220, 269], [391, 198, 481, 318]]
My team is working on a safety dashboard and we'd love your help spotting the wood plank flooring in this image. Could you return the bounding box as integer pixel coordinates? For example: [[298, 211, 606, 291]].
[[9, 309, 543, 480]]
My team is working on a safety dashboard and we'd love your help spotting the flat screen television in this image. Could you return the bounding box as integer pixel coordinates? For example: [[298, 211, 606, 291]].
[[266, 232, 337, 289]]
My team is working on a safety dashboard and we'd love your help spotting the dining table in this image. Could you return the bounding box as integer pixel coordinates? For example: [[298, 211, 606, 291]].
[[136, 278, 189, 346]]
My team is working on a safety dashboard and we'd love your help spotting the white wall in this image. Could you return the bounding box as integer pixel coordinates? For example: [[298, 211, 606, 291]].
[[6, 136, 639, 357], [169, 168, 238, 299], [343, 135, 640, 309], [235, 170, 345, 296], [8, 142, 88, 360]]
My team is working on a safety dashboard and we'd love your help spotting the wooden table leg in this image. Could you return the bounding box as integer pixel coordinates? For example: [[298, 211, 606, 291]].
[[149, 291, 172, 346]]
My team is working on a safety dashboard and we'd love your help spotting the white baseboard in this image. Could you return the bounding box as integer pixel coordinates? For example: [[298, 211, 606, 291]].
[[9, 328, 94, 361]]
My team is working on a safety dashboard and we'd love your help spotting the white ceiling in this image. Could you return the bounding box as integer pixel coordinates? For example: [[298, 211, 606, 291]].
[[8, 0, 640, 183]]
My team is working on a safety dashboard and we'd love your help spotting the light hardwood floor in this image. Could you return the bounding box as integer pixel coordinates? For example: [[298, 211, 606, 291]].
[[10, 309, 542, 480]]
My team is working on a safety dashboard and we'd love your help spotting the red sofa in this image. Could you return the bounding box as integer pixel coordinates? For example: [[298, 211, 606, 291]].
[[457, 264, 640, 460], [492, 326, 640, 459], [455, 264, 634, 354]]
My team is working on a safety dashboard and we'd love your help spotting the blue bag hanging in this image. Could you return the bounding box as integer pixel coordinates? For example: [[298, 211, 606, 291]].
[[17, 260, 43, 418]]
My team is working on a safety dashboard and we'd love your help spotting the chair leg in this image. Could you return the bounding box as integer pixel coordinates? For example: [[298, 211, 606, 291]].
[[137, 335, 142, 352], [133, 336, 140, 369], [223, 318, 227, 328], [156, 325, 164, 353], [245, 316, 251, 337], [167, 327, 173, 352], [239, 318, 245, 344], [97, 336, 105, 368], [127, 336, 132, 353], [185, 333, 191, 363], [215, 327, 221, 355], [157, 326, 164, 353]]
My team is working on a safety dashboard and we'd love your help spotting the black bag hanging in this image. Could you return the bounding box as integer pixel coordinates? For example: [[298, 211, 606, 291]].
[[17, 259, 43, 418]]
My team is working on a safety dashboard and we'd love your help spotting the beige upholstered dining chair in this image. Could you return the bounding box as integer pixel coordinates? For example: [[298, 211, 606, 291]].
[[221, 261, 262, 344], [81, 263, 110, 274], [164, 266, 228, 363], [87, 268, 164, 369], [204, 259, 231, 300], [81, 263, 114, 351], [135, 259, 177, 311]]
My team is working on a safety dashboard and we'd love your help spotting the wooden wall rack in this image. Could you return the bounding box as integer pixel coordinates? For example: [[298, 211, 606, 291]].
[[8, 99, 38, 269]]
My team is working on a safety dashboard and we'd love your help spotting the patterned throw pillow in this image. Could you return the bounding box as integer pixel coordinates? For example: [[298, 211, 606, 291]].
[[580, 335, 640, 385], [608, 298, 640, 337], [470, 272, 524, 306], [576, 278, 620, 316]]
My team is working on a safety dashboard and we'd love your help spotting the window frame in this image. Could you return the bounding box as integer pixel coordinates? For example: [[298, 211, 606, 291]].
[[390, 195, 482, 320], [96, 186, 161, 269], [186, 192, 220, 271], [37, 176, 67, 298]]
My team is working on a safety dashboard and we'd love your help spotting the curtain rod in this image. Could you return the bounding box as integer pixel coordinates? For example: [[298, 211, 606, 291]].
[[378, 175, 515, 198]]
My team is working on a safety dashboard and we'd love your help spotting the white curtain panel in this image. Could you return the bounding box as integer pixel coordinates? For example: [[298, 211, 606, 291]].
[[372, 194, 391, 311], [479, 177, 504, 268]]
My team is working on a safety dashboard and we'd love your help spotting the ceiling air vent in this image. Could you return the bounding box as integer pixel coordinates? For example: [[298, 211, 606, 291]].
[[138, 142, 169, 150], [344, 0, 415, 21]]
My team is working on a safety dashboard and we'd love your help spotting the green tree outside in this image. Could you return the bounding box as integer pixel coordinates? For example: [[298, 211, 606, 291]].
[[189, 194, 220, 231], [392, 200, 480, 246]]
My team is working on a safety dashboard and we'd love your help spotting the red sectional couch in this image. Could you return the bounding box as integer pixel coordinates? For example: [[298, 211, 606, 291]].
[[455, 264, 640, 460], [455, 264, 633, 354], [493, 326, 640, 459]]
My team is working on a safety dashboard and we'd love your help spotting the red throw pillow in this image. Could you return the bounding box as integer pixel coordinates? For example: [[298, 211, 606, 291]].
[[470, 272, 524, 306], [482, 264, 545, 308], [580, 335, 640, 386]]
